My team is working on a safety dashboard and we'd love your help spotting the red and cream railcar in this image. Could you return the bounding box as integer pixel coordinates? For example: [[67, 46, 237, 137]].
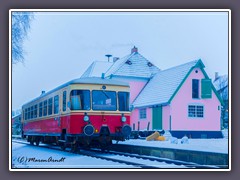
[[22, 77, 131, 149]]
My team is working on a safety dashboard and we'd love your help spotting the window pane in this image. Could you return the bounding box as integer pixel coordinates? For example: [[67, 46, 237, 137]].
[[188, 105, 196, 117], [34, 104, 38, 118], [70, 90, 90, 110], [24, 109, 27, 120], [48, 98, 53, 115], [39, 102, 43, 117], [197, 106, 204, 117], [139, 108, 146, 119], [192, 79, 199, 98], [118, 92, 130, 111], [188, 105, 204, 118], [54, 95, 59, 114], [28, 107, 30, 119], [30, 106, 33, 119], [63, 91, 66, 112], [92, 90, 116, 111], [43, 100, 47, 116]]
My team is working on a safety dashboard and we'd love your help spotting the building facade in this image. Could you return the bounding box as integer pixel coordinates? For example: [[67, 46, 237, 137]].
[[81, 47, 223, 138]]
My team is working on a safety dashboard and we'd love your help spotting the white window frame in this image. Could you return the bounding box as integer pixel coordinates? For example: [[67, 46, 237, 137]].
[[139, 108, 147, 120], [188, 104, 204, 118]]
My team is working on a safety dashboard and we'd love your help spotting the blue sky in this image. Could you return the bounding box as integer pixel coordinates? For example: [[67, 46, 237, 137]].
[[12, 11, 229, 110]]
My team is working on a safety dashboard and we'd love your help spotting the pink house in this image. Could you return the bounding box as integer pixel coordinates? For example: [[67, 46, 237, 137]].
[[81, 47, 223, 138], [133, 60, 223, 138]]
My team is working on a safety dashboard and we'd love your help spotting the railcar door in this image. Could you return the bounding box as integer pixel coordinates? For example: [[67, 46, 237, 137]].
[[59, 88, 69, 131]]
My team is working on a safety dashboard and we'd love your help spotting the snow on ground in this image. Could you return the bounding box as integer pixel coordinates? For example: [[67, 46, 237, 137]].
[[115, 138, 229, 154], [12, 142, 135, 169], [11, 136, 229, 169]]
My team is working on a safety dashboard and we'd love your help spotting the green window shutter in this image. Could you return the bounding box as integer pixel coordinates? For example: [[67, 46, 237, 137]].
[[201, 79, 212, 99]]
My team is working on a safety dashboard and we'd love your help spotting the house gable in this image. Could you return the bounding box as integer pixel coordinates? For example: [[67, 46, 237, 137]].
[[81, 61, 113, 78], [105, 48, 160, 79], [169, 65, 222, 131], [168, 59, 224, 105]]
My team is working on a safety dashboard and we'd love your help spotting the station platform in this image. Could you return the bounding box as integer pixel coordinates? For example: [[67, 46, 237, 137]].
[[111, 138, 229, 168]]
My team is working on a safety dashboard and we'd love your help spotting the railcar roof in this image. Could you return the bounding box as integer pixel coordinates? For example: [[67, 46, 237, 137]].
[[22, 77, 129, 107]]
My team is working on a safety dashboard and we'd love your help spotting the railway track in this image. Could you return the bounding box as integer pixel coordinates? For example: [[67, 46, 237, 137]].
[[12, 139, 218, 169], [87, 149, 219, 169]]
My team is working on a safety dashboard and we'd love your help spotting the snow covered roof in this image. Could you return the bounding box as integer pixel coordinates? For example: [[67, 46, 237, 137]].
[[213, 75, 228, 91], [133, 60, 201, 108], [81, 61, 113, 78], [104, 52, 160, 78]]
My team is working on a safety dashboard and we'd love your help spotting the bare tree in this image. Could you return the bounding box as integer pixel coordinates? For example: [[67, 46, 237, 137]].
[[214, 75, 228, 128], [11, 12, 34, 64]]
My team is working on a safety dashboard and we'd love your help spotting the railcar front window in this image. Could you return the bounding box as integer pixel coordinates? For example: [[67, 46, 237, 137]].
[[70, 90, 90, 110], [118, 92, 130, 111], [92, 90, 117, 111]]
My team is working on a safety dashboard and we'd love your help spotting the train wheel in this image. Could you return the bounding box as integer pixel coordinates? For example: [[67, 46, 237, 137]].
[[29, 136, 34, 145], [61, 144, 66, 151], [35, 138, 40, 146], [71, 142, 79, 153], [60, 134, 67, 151]]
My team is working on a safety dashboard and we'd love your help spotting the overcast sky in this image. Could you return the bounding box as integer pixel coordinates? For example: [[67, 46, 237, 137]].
[[12, 11, 229, 110]]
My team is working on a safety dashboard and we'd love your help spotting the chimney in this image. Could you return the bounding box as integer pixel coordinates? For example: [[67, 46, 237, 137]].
[[215, 72, 219, 81], [131, 46, 138, 53], [101, 73, 105, 79], [113, 57, 119, 62]]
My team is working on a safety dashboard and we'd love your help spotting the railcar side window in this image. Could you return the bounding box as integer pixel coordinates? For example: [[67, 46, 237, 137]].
[[63, 91, 66, 112], [39, 102, 43, 117], [70, 90, 90, 110], [92, 90, 117, 111], [28, 107, 30, 120], [22, 109, 24, 120], [34, 104, 38, 118], [48, 98, 53, 115], [118, 92, 130, 111], [43, 100, 47, 116], [24, 109, 27, 120], [30, 106, 33, 119], [54, 95, 59, 114]]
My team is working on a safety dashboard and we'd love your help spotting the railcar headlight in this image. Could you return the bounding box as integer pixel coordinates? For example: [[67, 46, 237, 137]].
[[121, 114, 126, 122], [84, 112, 89, 122]]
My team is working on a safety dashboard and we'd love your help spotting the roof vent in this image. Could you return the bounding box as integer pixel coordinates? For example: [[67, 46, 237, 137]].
[[126, 60, 132, 65], [105, 54, 112, 62], [113, 57, 119, 62], [131, 46, 138, 53], [147, 62, 153, 67]]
